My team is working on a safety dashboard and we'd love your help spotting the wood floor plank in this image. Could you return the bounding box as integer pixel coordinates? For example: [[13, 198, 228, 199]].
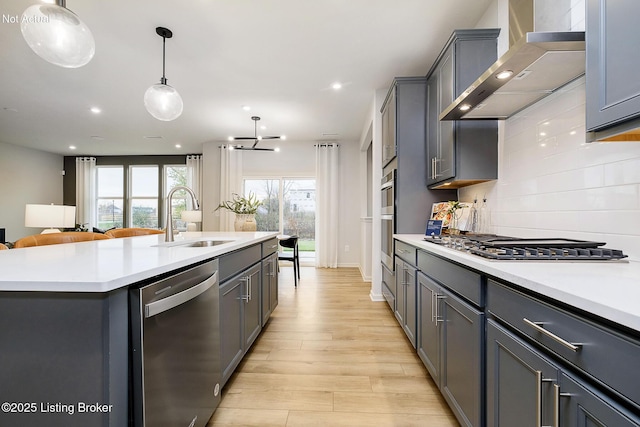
[[207, 267, 457, 427]]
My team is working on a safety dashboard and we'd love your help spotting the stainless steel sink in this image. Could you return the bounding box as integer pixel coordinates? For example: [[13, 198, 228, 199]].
[[177, 240, 230, 248]]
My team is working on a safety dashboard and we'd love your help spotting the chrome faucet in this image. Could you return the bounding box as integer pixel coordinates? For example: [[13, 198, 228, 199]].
[[166, 186, 200, 242]]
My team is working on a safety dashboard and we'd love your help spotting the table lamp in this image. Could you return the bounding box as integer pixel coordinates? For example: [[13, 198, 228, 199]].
[[25, 204, 76, 234]]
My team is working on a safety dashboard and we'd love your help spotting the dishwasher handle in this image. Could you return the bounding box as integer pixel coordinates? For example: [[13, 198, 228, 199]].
[[145, 270, 218, 318]]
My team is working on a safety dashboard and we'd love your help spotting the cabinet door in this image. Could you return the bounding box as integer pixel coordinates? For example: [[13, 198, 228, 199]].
[[243, 263, 262, 350], [268, 254, 278, 317], [394, 257, 405, 326], [426, 73, 439, 186], [560, 372, 640, 427], [381, 88, 396, 167], [487, 320, 559, 427], [403, 263, 417, 348], [220, 277, 244, 386], [417, 272, 440, 387], [586, 0, 640, 131], [261, 253, 278, 326], [437, 45, 455, 183], [440, 287, 484, 427]]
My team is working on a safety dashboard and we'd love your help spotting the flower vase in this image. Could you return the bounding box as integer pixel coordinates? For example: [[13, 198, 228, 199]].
[[448, 211, 460, 235], [234, 214, 257, 232]]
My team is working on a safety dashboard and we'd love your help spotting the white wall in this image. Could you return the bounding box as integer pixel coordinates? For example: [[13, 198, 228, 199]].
[[460, 78, 640, 260], [0, 142, 64, 242], [201, 139, 362, 267]]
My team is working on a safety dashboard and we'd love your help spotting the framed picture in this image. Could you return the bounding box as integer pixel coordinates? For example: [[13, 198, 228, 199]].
[[430, 202, 473, 229]]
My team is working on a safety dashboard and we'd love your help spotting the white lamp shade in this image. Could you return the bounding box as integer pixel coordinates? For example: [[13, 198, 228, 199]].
[[21, 4, 95, 68], [144, 83, 183, 121], [181, 210, 202, 223], [25, 204, 76, 232]]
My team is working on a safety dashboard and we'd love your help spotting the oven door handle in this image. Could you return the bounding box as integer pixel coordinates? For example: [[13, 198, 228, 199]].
[[145, 271, 218, 318]]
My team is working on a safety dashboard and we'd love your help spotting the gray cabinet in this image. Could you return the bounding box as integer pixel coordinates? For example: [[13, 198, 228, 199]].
[[586, 0, 640, 141], [418, 272, 441, 387], [219, 240, 278, 387], [426, 29, 500, 189], [395, 241, 418, 348], [381, 263, 395, 312], [487, 279, 640, 426], [220, 262, 261, 386], [417, 250, 484, 427], [261, 252, 278, 326], [488, 320, 640, 427], [381, 87, 396, 168]]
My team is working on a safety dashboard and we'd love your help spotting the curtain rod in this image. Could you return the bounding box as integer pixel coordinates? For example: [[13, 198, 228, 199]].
[[314, 143, 340, 147]]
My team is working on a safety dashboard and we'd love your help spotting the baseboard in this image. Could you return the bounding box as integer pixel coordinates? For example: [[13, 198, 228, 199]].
[[358, 266, 371, 282], [369, 290, 385, 302]]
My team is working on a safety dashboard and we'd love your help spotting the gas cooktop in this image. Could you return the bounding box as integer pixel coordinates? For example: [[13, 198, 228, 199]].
[[423, 234, 628, 261]]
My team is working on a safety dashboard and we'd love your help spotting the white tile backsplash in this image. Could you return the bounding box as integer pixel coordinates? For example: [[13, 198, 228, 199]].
[[460, 77, 640, 260]]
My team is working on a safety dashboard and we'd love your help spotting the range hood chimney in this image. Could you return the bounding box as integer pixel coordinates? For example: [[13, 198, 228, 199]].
[[440, 0, 585, 121]]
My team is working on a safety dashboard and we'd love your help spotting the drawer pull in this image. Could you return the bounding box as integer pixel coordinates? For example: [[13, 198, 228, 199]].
[[523, 318, 582, 352]]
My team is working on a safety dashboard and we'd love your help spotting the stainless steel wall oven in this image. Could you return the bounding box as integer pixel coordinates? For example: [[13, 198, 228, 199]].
[[381, 168, 396, 270]]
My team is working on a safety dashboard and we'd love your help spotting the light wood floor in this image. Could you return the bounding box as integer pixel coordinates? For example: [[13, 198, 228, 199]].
[[207, 266, 458, 427]]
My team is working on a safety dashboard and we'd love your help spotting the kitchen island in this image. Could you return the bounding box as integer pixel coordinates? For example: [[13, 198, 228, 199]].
[[393, 234, 640, 427], [0, 231, 278, 427]]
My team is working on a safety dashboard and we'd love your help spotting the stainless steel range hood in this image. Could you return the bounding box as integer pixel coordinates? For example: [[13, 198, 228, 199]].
[[440, 0, 585, 121]]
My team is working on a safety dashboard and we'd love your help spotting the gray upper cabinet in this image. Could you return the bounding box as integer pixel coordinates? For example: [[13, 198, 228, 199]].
[[586, 0, 640, 142], [426, 29, 500, 189], [381, 87, 397, 168]]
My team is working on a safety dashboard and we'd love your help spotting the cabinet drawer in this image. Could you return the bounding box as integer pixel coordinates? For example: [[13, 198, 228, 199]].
[[395, 241, 417, 264], [417, 251, 482, 307], [487, 279, 640, 408], [219, 244, 261, 283], [262, 238, 279, 258]]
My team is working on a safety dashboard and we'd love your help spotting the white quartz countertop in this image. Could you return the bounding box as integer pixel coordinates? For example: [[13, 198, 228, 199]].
[[0, 232, 278, 293], [395, 234, 640, 332]]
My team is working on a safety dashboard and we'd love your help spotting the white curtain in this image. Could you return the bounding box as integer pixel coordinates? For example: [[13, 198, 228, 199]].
[[315, 143, 340, 268], [218, 146, 243, 231], [186, 155, 203, 210], [75, 157, 96, 230]]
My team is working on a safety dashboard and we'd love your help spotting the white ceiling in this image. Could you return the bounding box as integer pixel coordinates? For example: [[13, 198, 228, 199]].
[[0, 0, 493, 156]]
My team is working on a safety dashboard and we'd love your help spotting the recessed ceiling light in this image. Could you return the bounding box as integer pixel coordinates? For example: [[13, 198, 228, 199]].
[[274, 147, 281, 152], [175, 144, 181, 148], [332, 82, 342, 90], [228, 136, 234, 141], [459, 104, 471, 111], [570, 130, 577, 135], [279, 135, 286, 140], [90, 107, 101, 114], [69, 145, 76, 150], [260, 125, 267, 130], [242, 105, 251, 111], [228, 145, 235, 150], [496, 70, 514, 80]]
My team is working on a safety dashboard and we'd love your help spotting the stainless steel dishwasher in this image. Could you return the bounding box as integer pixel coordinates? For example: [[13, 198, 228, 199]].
[[130, 259, 221, 427]]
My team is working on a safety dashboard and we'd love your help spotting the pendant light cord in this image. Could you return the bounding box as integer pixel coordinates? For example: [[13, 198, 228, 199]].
[[161, 34, 167, 85]]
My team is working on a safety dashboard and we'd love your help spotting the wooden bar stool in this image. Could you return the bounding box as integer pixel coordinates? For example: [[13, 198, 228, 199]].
[[278, 235, 300, 287]]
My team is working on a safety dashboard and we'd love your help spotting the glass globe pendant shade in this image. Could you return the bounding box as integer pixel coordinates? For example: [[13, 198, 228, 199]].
[[144, 82, 184, 121], [20, 3, 95, 68]]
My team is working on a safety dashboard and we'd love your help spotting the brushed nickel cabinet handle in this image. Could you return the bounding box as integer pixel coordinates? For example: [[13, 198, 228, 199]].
[[523, 318, 582, 352]]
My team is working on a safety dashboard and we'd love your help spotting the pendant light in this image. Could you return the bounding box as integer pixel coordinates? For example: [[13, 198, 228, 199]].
[[144, 27, 183, 122], [20, 0, 95, 68]]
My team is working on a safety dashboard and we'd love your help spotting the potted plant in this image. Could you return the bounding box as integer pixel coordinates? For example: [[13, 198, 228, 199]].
[[216, 192, 262, 231]]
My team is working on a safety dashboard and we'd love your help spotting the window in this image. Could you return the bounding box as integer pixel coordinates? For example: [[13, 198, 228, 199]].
[[96, 166, 124, 229], [244, 178, 316, 256], [130, 166, 159, 228], [93, 157, 187, 230]]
